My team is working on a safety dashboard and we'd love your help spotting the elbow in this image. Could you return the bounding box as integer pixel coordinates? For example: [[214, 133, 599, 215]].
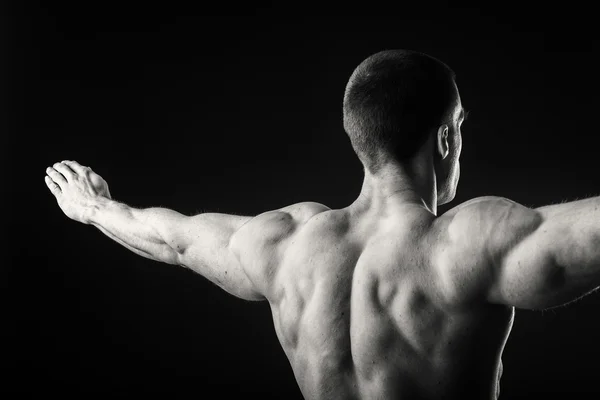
[[171, 242, 186, 256], [164, 234, 187, 258], [162, 244, 184, 265]]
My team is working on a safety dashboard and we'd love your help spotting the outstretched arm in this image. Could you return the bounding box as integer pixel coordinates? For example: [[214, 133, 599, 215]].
[[45, 160, 264, 300], [444, 196, 600, 310], [491, 197, 600, 309]]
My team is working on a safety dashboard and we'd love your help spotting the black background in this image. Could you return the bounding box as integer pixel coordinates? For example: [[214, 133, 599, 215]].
[[4, 2, 600, 398]]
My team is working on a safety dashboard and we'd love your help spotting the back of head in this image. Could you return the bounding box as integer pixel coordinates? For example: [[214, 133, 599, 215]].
[[343, 49, 456, 173]]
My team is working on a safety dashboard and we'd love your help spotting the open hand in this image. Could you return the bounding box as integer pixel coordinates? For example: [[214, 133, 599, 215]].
[[45, 160, 112, 223]]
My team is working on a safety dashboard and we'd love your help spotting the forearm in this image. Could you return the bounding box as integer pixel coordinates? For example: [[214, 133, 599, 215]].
[[86, 197, 180, 264]]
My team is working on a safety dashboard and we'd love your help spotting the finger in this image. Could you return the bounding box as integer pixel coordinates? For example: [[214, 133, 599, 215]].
[[46, 166, 67, 185], [52, 162, 75, 181], [62, 160, 88, 175], [44, 175, 61, 196]]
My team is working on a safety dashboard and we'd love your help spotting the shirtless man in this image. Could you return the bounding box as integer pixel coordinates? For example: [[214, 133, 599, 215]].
[[44, 49, 599, 399]]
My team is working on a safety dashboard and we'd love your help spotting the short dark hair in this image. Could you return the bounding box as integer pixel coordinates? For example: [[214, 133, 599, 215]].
[[343, 49, 456, 173]]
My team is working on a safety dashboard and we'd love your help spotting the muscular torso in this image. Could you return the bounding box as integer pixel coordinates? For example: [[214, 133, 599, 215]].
[[252, 202, 514, 400]]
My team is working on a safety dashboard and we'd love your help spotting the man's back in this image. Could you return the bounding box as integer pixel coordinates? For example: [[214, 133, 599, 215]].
[[47, 158, 600, 399], [234, 199, 517, 400]]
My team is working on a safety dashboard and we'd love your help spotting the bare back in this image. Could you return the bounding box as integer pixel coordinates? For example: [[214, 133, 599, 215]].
[[236, 200, 515, 400], [50, 158, 600, 399]]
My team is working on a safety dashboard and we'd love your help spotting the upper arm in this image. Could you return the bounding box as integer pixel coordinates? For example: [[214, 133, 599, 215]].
[[166, 212, 262, 300], [168, 202, 329, 301], [229, 202, 331, 299], [482, 199, 555, 309], [440, 196, 555, 309], [444, 195, 600, 310], [489, 197, 600, 309]]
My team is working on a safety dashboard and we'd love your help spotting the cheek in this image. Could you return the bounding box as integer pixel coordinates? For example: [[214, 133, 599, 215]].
[[453, 137, 462, 162]]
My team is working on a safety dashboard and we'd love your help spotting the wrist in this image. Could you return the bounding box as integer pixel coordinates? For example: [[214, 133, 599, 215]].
[[84, 196, 112, 225]]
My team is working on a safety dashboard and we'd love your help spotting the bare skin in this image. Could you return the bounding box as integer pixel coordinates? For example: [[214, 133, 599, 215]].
[[45, 86, 600, 399], [243, 199, 515, 399]]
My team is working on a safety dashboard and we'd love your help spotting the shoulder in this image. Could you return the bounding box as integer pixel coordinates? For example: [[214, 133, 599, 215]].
[[278, 201, 332, 222], [431, 196, 541, 304], [439, 196, 516, 220], [437, 196, 538, 239], [234, 202, 330, 239], [238, 202, 331, 238], [229, 202, 331, 290]]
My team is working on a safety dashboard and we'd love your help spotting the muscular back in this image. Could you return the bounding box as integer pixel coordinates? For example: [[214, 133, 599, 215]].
[[48, 158, 600, 399], [232, 198, 520, 400]]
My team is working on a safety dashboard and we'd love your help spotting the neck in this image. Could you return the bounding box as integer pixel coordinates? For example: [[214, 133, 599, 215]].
[[350, 155, 438, 216]]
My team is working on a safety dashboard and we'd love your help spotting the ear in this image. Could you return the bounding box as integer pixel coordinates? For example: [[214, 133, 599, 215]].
[[436, 124, 449, 160]]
